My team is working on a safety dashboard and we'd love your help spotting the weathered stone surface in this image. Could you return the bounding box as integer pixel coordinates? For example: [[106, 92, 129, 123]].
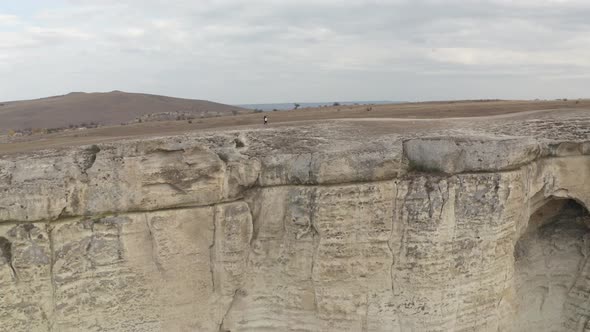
[[514, 202, 590, 331], [404, 136, 541, 174], [0, 203, 252, 332], [2, 112, 590, 331], [0, 223, 52, 332]]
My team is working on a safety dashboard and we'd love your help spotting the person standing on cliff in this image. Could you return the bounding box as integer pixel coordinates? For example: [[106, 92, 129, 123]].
[[264, 115, 268, 125]]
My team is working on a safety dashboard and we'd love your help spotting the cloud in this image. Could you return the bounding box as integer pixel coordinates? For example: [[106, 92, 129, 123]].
[[1, 0, 590, 102], [0, 14, 21, 26]]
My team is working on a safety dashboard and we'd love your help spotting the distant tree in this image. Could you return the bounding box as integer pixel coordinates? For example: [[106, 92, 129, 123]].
[[333, 102, 340, 106], [232, 110, 239, 116], [294, 103, 300, 110], [272, 109, 278, 112], [254, 109, 264, 113]]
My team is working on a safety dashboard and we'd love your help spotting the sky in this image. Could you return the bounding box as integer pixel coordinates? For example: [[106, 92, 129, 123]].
[[1, 0, 590, 104]]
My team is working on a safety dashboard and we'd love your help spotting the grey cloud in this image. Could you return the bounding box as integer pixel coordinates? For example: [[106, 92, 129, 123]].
[[1, 0, 590, 103]]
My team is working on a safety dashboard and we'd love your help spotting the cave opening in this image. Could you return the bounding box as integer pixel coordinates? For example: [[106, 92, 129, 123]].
[[514, 198, 590, 331]]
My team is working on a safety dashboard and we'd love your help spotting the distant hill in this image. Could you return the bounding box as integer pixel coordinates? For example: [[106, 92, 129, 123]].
[[239, 100, 401, 111], [0, 91, 246, 131]]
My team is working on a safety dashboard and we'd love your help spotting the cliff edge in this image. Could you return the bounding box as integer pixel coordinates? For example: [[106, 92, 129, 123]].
[[1, 109, 590, 331]]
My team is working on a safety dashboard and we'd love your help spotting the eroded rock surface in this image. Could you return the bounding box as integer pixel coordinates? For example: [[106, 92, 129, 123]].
[[1, 110, 590, 331]]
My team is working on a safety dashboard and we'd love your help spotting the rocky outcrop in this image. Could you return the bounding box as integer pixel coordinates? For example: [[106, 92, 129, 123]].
[[2, 115, 590, 331]]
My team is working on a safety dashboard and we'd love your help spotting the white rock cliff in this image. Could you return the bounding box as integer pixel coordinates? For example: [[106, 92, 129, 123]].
[[1, 113, 590, 331]]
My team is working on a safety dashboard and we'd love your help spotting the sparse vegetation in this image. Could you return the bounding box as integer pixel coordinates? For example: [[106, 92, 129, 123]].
[[333, 102, 340, 106], [293, 103, 300, 110], [234, 138, 245, 148], [253, 109, 264, 113], [232, 110, 239, 116], [129, 111, 197, 124], [5, 121, 101, 137]]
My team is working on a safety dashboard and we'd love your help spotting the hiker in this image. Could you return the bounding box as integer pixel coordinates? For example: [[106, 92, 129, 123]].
[[264, 115, 268, 125]]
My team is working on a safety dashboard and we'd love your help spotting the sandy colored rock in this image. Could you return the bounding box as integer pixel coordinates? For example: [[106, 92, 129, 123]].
[[403, 136, 541, 174], [1, 109, 590, 331]]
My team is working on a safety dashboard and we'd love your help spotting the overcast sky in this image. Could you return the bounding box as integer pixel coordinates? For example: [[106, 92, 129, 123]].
[[1, 0, 590, 104]]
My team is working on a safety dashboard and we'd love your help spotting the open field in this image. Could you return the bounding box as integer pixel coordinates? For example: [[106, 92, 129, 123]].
[[1, 99, 589, 155]]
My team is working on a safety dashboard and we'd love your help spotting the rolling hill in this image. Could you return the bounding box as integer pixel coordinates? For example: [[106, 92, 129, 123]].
[[0, 91, 246, 131]]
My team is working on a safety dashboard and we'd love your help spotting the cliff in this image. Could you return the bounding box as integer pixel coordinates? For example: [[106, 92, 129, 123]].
[[1, 110, 590, 331]]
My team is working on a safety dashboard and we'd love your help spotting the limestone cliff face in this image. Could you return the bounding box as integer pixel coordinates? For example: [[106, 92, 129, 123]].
[[1, 123, 590, 331]]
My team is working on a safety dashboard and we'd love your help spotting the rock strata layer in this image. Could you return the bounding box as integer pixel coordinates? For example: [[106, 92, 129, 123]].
[[2, 113, 590, 331]]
